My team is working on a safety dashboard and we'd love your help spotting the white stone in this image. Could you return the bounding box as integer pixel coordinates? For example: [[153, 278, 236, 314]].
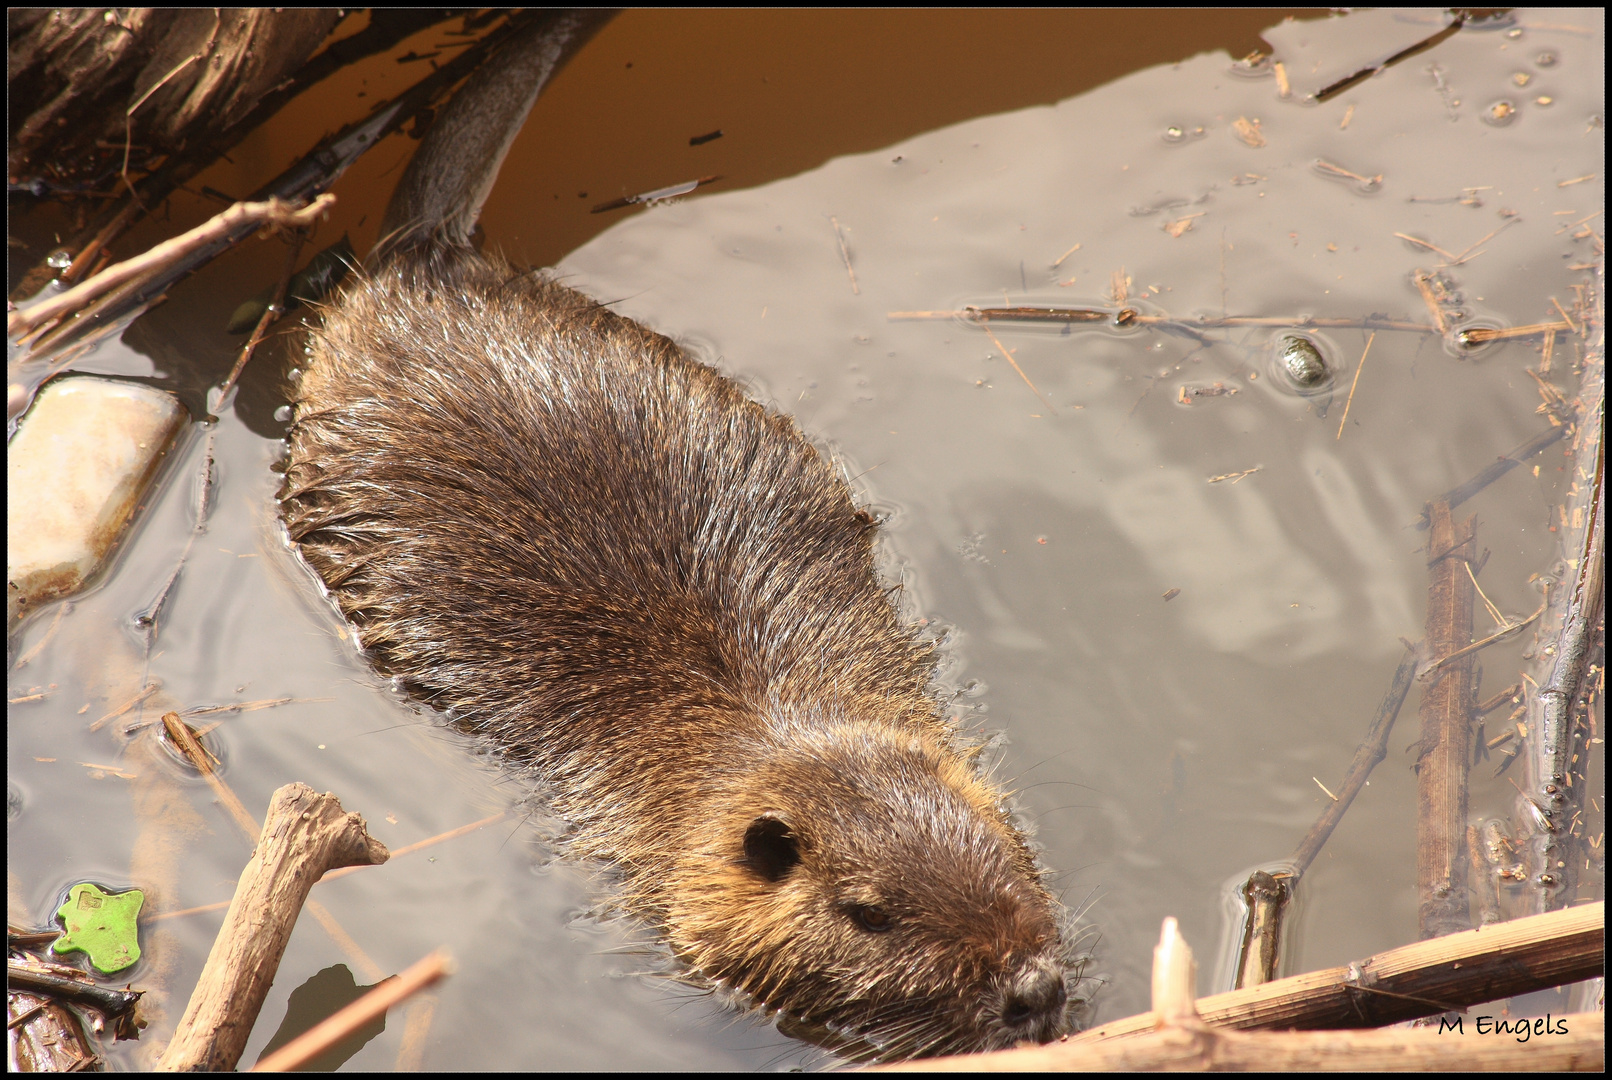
[[8, 377, 187, 625]]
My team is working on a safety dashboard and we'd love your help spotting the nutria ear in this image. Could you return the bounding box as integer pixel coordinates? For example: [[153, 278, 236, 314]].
[[742, 814, 801, 882]]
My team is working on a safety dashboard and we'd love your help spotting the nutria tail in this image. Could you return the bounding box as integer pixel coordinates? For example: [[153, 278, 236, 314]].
[[377, 10, 615, 255]]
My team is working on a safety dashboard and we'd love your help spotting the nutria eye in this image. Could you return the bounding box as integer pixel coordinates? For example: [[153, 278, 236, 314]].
[[850, 904, 892, 932], [742, 815, 800, 882]]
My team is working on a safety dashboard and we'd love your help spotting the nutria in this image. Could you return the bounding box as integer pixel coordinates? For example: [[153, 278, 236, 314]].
[[279, 12, 1079, 1061]]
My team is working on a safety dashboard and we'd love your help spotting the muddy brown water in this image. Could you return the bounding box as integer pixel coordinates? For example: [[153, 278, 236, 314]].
[[7, 9, 1603, 1069]]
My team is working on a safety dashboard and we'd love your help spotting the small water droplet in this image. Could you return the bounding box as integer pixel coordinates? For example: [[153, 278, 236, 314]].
[[45, 249, 72, 270], [1535, 95, 1553, 107], [1505, 26, 1524, 40], [1512, 71, 1532, 87], [274, 405, 292, 422], [1535, 51, 1558, 68]]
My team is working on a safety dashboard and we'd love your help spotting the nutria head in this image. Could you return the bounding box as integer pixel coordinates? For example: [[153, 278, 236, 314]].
[[655, 715, 1073, 1060]]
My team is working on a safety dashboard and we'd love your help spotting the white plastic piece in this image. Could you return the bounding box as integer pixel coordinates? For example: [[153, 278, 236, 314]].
[[8, 376, 186, 625]]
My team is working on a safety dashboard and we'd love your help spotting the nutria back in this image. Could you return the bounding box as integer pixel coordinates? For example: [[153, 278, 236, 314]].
[[281, 247, 1076, 1058]]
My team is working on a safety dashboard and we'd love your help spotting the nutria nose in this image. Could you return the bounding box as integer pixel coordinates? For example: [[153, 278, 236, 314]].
[[1000, 959, 1067, 1030]]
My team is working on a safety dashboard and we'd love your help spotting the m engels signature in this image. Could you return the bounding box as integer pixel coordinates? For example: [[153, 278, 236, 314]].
[[1437, 1014, 1572, 1043]]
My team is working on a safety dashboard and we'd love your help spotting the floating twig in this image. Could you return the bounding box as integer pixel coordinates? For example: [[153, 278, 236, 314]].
[[216, 230, 306, 410], [5, 964, 143, 1039], [89, 682, 161, 732], [830, 216, 860, 295], [1420, 598, 1547, 680], [13, 602, 71, 668], [1413, 271, 1449, 335], [1109, 268, 1130, 305], [1457, 320, 1574, 344], [8, 195, 333, 339], [1394, 233, 1455, 259], [1208, 466, 1262, 484], [1314, 158, 1382, 189], [981, 323, 1054, 414], [1232, 871, 1291, 989], [1450, 217, 1519, 264], [1336, 330, 1375, 440], [590, 174, 720, 214], [1292, 648, 1419, 877], [1475, 683, 1522, 717], [1551, 296, 1581, 336], [254, 949, 450, 1072], [1416, 500, 1477, 939], [157, 784, 389, 1071], [1314, 15, 1465, 102], [1051, 902, 1603, 1050], [1517, 304, 1603, 913]]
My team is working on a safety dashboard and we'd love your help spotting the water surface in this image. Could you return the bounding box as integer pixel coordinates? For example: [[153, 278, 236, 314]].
[[8, 8, 1603, 1069]]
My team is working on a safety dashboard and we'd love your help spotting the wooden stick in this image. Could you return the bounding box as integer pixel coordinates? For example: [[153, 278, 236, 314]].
[[1416, 425, 1571, 529], [156, 784, 389, 1072], [1292, 648, 1420, 877], [252, 950, 450, 1072], [1335, 331, 1374, 440], [1419, 599, 1545, 678], [1231, 646, 1419, 991], [6, 961, 143, 1040], [1232, 870, 1291, 989], [891, 1012, 1604, 1070], [884, 906, 1605, 1070], [831, 216, 860, 295], [7, 195, 333, 338], [1519, 282, 1604, 913], [1417, 500, 1477, 940], [215, 230, 305, 409], [1070, 901, 1603, 1039]]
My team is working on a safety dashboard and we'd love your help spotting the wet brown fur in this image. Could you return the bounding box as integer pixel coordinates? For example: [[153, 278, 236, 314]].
[[281, 247, 1073, 1058]]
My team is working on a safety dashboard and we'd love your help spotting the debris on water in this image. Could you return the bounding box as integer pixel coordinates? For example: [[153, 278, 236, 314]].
[[1232, 116, 1266, 148], [592, 175, 722, 214], [1178, 382, 1238, 405], [1481, 100, 1518, 126]]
